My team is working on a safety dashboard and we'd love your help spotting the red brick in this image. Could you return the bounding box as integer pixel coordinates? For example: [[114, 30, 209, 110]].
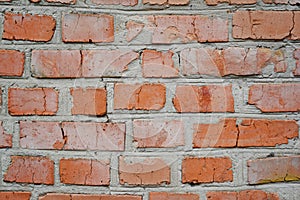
[[126, 20, 144, 42], [233, 11, 294, 40], [71, 88, 106, 116], [119, 156, 170, 185], [62, 14, 114, 43], [0, 192, 31, 200], [60, 158, 110, 186], [39, 194, 142, 200], [248, 83, 300, 112], [31, 50, 81, 78], [294, 49, 300, 75], [193, 119, 298, 148], [46, 0, 76, 3], [8, 88, 58, 115], [182, 157, 233, 183], [149, 192, 199, 200], [205, 0, 255, 5], [0, 121, 12, 148], [247, 156, 300, 184], [0, 50, 24, 76], [143, 0, 189, 5], [133, 119, 184, 148], [173, 85, 234, 112], [20, 121, 125, 151], [4, 156, 54, 184], [292, 12, 300, 40], [150, 15, 228, 44], [3, 13, 55, 41], [207, 190, 279, 200], [81, 50, 138, 77], [91, 0, 137, 5], [114, 83, 166, 110], [142, 50, 178, 77]]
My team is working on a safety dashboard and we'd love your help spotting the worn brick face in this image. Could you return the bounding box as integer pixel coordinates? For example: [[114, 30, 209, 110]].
[[0, 192, 31, 200], [182, 157, 233, 183], [60, 158, 110, 185], [3, 13, 55, 41], [0, 50, 24, 76], [207, 190, 280, 200], [248, 156, 300, 184], [39, 194, 142, 200], [149, 192, 199, 200], [0, 121, 12, 148], [4, 156, 54, 184], [91, 0, 138, 5]]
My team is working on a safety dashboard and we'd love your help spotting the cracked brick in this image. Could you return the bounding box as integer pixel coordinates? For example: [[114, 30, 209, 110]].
[[59, 158, 110, 186], [119, 156, 170, 185], [3, 12, 55, 41], [0, 50, 24, 77], [126, 20, 144, 42], [182, 157, 233, 184], [248, 156, 300, 184], [4, 156, 54, 185], [8, 88, 58, 115], [62, 13, 114, 43]]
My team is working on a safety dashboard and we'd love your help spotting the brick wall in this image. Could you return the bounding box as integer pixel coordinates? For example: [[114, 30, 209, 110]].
[[0, 0, 299, 199]]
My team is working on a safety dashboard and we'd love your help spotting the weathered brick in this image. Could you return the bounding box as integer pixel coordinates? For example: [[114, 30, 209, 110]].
[[81, 50, 138, 77], [119, 156, 170, 185], [62, 14, 114, 43], [91, 0, 138, 6], [20, 121, 125, 151], [182, 157, 233, 183], [0, 192, 31, 200], [3, 12, 55, 41], [133, 119, 184, 148], [126, 20, 144, 42], [205, 0, 256, 5], [0, 121, 12, 148], [150, 15, 228, 44], [149, 192, 199, 200], [0, 50, 24, 76], [143, 0, 189, 5], [142, 50, 178, 77], [294, 49, 300, 75], [248, 83, 300, 112], [8, 88, 58, 115], [60, 158, 110, 186], [114, 83, 166, 110], [207, 190, 279, 200], [248, 156, 300, 184], [39, 194, 142, 200], [31, 50, 81, 78], [46, 0, 76, 3], [233, 11, 295, 40], [4, 156, 54, 184], [193, 119, 298, 148], [173, 85, 234, 112], [71, 88, 106, 116]]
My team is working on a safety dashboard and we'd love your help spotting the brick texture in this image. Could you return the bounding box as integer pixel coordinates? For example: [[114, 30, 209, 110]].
[[207, 190, 279, 200], [39, 194, 142, 200], [149, 192, 199, 200], [0, 192, 31, 200], [0, 121, 12, 148], [0, 50, 24, 76]]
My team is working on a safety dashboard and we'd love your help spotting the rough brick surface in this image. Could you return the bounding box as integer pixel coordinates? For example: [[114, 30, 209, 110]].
[[119, 156, 170, 185], [46, 0, 76, 3], [60, 158, 110, 185], [142, 50, 178, 77], [20, 121, 125, 151], [143, 0, 189, 5], [3, 12, 55, 41], [0, 121, 12, 148], [0, 192, 31, 200], [91, 0, 138, 5], [248, 84, 300, 112], [207, 190, 279, 200], [62, 14, 114, 43], [82, 50, 138, 77], [173, 85, 234, 112], [0, 50, 24, 76], [31, 50, 81, 78], [193, 119, 298, 148], [149, 192, 199, 200], [182, 157, 233, 183], [71, 88, 106, 116], [126, 20, 144, 42], [133, 119, 184, 148], [8, 88, 58, 115], [149, 15, 228, 43], [248, 156, 300, 184], [233, 11, 296, 40], [39, 194, 142, 200], [294, 49, 300, 75], [114, 83, 166, 110], [205, 0, 256, 5], [4, 156, 54, 184]]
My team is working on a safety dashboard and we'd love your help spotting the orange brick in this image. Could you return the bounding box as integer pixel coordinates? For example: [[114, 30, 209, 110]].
[[0, 50, 24, 76], [149, 192, 199, 200], [0, 192, 31, 200], [39, 194, 142, 200]]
